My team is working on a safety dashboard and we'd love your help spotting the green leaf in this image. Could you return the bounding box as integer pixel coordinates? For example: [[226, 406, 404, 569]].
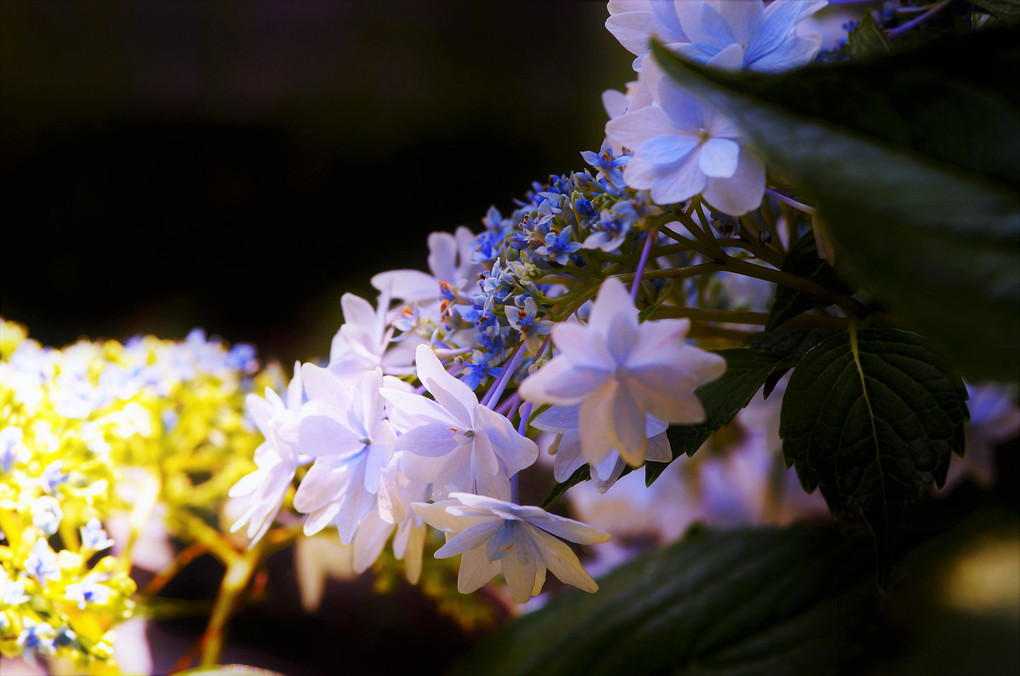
[[765, 230, 848, 332], [450, 526, 877, 676], [970, 0, 1020, 20], [645, 348, 784, 485], [651, 28, 1020, 380], [778, 327, 968, 538], [847, 13, 891, 61]]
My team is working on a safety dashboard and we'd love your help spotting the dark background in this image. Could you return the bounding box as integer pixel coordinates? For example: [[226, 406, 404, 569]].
[[0, 0, 632, 366]]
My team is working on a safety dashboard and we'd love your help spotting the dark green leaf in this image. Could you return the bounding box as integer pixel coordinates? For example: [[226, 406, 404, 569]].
[[779, 328, 968, 538], [970, 0, 1020, 20], [847, 13, 891, 61], [541, 463, 591, 510], [651, 29, 1020, 379], [450, 526, 877, 676], [646, 348, 783, 485], [765, 230, 848, 332]]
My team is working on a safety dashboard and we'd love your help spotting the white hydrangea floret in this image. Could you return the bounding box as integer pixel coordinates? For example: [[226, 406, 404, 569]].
[[413, 492, 610, 603], [519, 276, 726, 468], [381, 344, 539, 501]]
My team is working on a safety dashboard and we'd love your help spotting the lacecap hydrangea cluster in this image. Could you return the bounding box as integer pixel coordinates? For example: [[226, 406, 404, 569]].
[[228, 0, 834, 604], [0, 320, 269, 670]]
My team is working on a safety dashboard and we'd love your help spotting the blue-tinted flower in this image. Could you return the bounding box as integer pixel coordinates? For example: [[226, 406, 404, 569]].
[[31, 496, 62, 536], [0, 426, 27, 473], [581, 141, 630, 190], [381, 345, 538, 501], [536, 226, 583, 265], [413, 492, 609, 603], [25, 538, 61, 582], [672, 0, 827, 72], [229, 364, 305, 546], [294, 367, 400, 544], [606, 63, 765, 215], [80, 517, 115, 552], [519, 277, 726, 467], [64, 573, 112, 609]]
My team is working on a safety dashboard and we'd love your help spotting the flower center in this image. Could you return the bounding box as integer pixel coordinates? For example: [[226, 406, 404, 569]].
[[698, 127, 710, 142]]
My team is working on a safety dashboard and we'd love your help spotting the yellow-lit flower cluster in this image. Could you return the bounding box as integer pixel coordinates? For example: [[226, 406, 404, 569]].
[[0, 319, 273, 672]]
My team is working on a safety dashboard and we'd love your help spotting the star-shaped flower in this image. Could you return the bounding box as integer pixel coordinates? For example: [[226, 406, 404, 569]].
[[518, 276, 726, 467], [228, 363, 304, 546], [381, 344, 539, 501], [605, 63, 765, 214], [413, 492, 610, 603]]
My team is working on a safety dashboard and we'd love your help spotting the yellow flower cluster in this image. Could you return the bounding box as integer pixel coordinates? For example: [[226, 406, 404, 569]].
[[0, 319, 273, 672]]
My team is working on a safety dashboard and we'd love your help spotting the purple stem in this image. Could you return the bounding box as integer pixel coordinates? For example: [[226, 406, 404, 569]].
[[481, 341, 528, 409], [630, 230, 656, 303], [496, 392, 522, 417], [512, 401, 533, 505], [886, 0, 953, 39], [765, 188, 816, 214]]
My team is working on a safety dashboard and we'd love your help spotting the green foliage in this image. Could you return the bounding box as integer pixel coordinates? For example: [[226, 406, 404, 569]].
[[765, 230, 847, 332], [451, 525, 877, 676], [779, 328, 968, 539], [970, 0, 1020, 20], [645, 348, 786, 485], [651, 27, 1020, 380], [847, 13, 891, 61]]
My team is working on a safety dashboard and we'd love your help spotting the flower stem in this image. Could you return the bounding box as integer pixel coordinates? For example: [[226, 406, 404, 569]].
[[199, 545, 262, 666], [482, 340, 528, 408], [630, 229, 657, 303], [886, 0, 953, 38]]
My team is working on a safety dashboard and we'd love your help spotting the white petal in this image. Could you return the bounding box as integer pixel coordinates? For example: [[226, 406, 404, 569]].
[[395, 423, 461, 457], [340, 293, 379, 333], [552, 430, 585, 483], [416, 343, 476, 425], [699, 138, 740, 178], [702, 149, 766, 216], [457, 547, 501, 594], [371, 269, 438, 303], [502, 529, 540, 603], [529, 526, 599, 593], [606, 105, 678, 154], [610, 382, 648, 467], [526, 511, 611, 546], [435, 520, 503, 558], [578, 385, 620, 466], [650, 151, 706, 206], [353, 512, 394, 574]]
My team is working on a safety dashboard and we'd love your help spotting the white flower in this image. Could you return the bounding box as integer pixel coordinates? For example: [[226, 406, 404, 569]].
[[519, 277, 726, 468], [607, 0, 826, 73], [532, 404, 672, 493], [413, 492, 610, 603], [327, 292, 417, 381], [228, 364, 304, 546], [606, 62, 765, 214], [293, 367, 401, 544], [671, 0, 827, 72], [64, 573, 112, 609], [371, 226, 482, 308], [381, 344, 539, 501]]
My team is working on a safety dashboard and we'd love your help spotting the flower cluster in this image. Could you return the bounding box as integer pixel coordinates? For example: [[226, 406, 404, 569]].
[[221, 0, 845, 605], [0, 319, 268, 671]]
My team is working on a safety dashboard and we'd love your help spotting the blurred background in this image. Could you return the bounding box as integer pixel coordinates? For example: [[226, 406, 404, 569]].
[[0, 0, 633, 365]]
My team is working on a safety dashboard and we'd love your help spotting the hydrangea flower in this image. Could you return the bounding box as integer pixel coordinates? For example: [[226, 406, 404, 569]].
[[605, 62, 766, 214], [670, 0, 827, 72], [532, 404, 672, 493], [229, 363, 305, 546], [519, 276, 726, 467], [413, 492, 610, 603], [607, 0, 826, 73], [293, 367, 400, 544], [381, 344, 539, 501]]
